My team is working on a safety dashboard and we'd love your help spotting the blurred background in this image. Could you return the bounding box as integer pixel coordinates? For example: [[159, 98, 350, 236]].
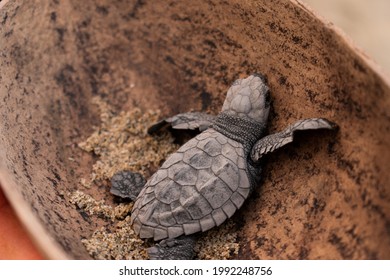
[[303, 0, 390, 76]]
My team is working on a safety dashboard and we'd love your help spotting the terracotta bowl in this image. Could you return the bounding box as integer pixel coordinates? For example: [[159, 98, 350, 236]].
[[0, 0, 389, 259]]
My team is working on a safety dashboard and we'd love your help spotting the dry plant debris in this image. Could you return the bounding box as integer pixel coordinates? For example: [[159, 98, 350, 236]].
[[195, 220, 240, 260], [69, 190, 133, 221], [73, 96, 239, 259], [78, 96, 178, 183], [81, 216, 148, 260]]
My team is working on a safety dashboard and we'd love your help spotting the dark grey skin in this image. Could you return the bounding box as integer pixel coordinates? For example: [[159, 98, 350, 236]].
[[110, 74, 337, 259]]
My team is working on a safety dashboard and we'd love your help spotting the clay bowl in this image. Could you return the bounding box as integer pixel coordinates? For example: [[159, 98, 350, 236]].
[[0, 0, 389, 259]]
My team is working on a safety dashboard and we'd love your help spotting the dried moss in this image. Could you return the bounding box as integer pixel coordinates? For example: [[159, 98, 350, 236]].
[[195, 220, 239, 260], [81, 216, 148, 260], [69, 191, 132, 221], [75, 96, 239, 260], [70, 190, 115, 220], [78, 97, 179, 183]]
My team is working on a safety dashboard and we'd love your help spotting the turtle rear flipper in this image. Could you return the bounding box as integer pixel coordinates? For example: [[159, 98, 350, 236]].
[[148, 112, 215, 134], [147, 235, 196, 260], [250, 118, 337, 162]]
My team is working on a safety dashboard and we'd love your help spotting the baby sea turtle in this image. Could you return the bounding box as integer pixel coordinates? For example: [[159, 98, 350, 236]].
[[110, 74, 337, 259]]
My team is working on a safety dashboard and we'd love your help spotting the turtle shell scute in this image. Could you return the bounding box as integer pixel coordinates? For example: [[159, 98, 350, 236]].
[[131, 128, 252, 241]]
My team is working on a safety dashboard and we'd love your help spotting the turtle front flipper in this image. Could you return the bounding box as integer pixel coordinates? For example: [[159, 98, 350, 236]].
[[110, 170, 146, 200], [250, 118, 337, 162], [148, 112, 215, 134], [147, 235, 197, 260]]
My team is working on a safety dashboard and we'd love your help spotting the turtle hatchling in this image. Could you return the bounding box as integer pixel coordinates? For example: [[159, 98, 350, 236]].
[[110, 74, 337, 259]]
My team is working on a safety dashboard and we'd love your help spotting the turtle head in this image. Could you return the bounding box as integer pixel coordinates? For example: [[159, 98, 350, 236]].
[[221, 74, 271, 125]]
